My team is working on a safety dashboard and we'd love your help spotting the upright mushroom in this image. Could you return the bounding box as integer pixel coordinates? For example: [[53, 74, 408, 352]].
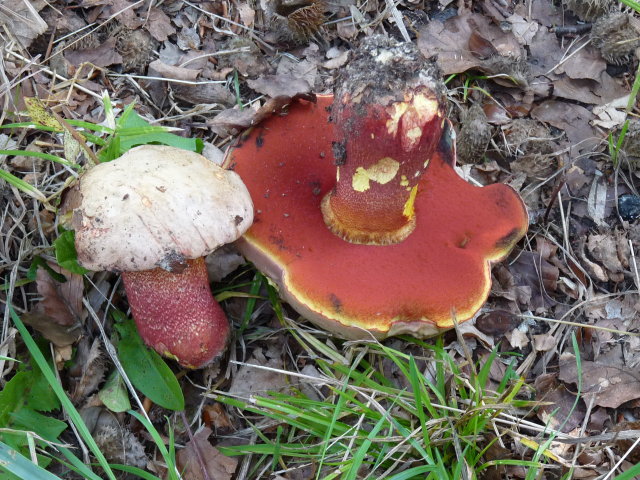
[[64, 145, 253, 367], [224, 36, 528, 339]]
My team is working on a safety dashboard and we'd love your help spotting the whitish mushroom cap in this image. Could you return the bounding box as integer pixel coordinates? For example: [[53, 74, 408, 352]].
[[70, 145, 253, 272]]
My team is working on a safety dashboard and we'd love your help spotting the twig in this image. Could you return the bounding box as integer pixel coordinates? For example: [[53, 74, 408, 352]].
[[180, 411, 212, 480]]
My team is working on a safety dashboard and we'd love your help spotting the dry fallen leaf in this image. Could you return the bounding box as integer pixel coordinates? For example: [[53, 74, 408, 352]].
[[592, 96, 629, 129], [208, 93, 316, 136], [69, 338, 106, 403], [507, 328, 529, 349], [228, 345, 289, 397], [81, 406, 148, 468], [323, 50, 350, 70], [508, 251, 558, 312], [176, 427, 238, 480], [530, 100, 599, 153], [586, 232, 629, 282], [247, 74, 312, 99], [146, 7, 175, 41], [237, 2, 256, 28], [506, 14, 539, 46], [23, 263, 84, 347], [418, 12, 522, 76], [475, 310, 523, 337], [1, 0, 47, 48], [559, 354, 640, 409], [64, 37, 123, 68], [533, 333, 555, 352], [535, 373, 586, 433], [148, 59, 200, 81]]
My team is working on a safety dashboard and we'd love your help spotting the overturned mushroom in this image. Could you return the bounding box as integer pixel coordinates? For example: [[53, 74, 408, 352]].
[[224, 36, 527, 339], [64, 145, 253, 367]]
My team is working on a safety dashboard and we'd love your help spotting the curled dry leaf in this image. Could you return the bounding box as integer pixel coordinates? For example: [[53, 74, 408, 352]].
[[176, 427, 238, 480], [202, 403, 234, 433], [205, 245, 246, 282], [148, 59, 200, 81], [208, 92, 316, 136], [586, 232, 630, 283], [23, 263, 84, 347], [475, 310, 523, 337], [323, 50, 350, 69]]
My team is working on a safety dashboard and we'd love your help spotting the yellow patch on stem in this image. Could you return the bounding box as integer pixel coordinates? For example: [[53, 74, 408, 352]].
[[385, 93, 439, 149], [403, 185, 418, 219], [351, 157, 400, 192]]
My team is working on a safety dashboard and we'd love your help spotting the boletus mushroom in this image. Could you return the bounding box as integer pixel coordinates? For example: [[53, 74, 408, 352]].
[[64, 145, 253, 367], [223, 36, 528, 340]]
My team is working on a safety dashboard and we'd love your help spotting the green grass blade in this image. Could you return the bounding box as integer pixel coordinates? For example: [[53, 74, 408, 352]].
[[343, 414, 388, 480], [0, 169, 47, 202], [620, 0, 640, 13], [0, 122, 59, 132], [0, 150, 75, 168], [109, 463, 162, 479], [128, 411, 179, 480], [611, 462, 640, 480], [0, 441, 63, 479], [408, 355, 431, 437], [9, 307, 117, 480], [66, 119, 114, 134], [386, 465, 438, 479], [56, 447, 105, 480]]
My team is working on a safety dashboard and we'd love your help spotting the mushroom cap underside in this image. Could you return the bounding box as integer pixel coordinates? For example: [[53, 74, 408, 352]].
[[225, 95, 528, 339], [70, 145, 254, 272]]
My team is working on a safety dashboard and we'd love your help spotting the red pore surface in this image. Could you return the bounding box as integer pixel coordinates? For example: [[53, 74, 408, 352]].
[[122, 257, 229, 368], [225, 95, 528, 339]]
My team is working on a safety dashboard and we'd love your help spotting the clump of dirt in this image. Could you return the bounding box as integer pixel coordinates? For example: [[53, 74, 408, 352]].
[[266, 0, 326, 44], [457, 104, 492, 164], [563, 0, 615, 21], [115, 28, 157, 73], [336, 34, 445, 109], [591, 13, 640, 65], [503, 119, 556, 156]]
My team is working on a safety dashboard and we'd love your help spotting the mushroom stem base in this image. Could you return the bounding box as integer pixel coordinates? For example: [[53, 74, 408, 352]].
[[320, 193, 416, 245]]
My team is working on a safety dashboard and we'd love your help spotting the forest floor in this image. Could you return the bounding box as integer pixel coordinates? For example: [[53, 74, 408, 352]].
[[2, 0, 640, 479]]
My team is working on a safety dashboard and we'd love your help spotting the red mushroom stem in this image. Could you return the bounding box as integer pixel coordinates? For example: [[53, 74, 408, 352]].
[[121, 257, 229, 369], [322, 86, 444, 245]]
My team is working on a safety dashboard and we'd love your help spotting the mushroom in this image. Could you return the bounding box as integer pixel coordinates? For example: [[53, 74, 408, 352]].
[[64, 145, 253, 367], [223, 36, 528, 339]]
